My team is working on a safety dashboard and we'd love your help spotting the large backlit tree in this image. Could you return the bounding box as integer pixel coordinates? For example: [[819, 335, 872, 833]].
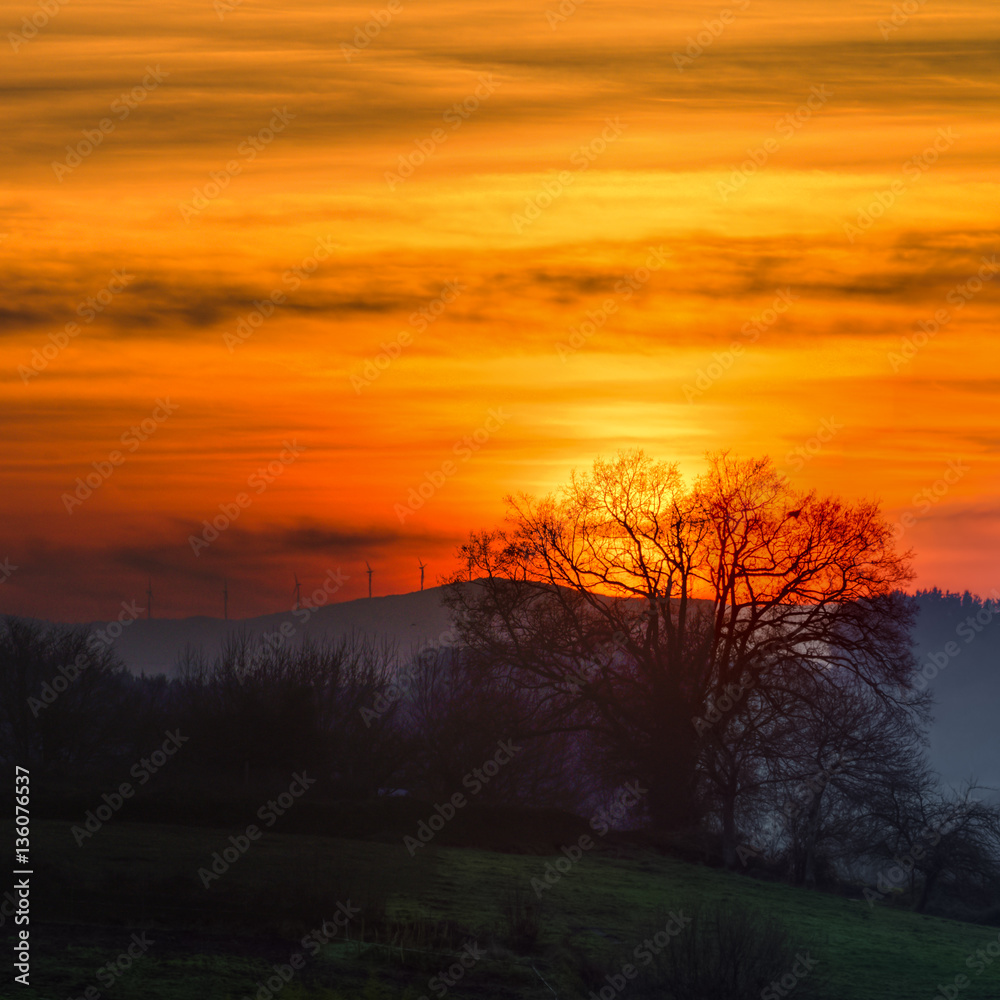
[[445, 451, 918, 834]]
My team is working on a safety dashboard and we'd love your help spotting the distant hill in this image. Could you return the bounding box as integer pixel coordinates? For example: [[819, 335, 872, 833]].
[[910, 590, 1000, 794], [77, 584, 459, 678], [32, 586, 1000, 795]]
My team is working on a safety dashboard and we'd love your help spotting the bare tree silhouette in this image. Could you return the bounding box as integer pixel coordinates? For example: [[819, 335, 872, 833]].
[[446, 450, 917, 836]]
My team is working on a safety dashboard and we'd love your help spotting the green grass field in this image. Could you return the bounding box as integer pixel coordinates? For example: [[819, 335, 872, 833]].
[[3, 818, 1000, 1000]]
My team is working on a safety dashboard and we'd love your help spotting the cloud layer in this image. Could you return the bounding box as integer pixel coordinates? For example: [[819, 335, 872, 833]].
[[1, 0, 997, 618]]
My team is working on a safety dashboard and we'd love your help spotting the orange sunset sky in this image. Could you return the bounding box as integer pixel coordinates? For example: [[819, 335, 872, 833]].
[[1, 0, 998, 620]]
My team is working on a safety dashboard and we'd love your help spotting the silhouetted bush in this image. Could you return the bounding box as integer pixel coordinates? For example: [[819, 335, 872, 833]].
[[637, 900, 823, 1000]]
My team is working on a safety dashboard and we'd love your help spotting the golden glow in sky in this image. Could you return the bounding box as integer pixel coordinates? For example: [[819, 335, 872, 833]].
[[1, 0, 998, 617]]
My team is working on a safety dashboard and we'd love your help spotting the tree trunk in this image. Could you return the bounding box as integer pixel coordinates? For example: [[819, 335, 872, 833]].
[[791, 836, 806, 887], [643, 699, 701, 834], [801, 794, 823, 886], [914, 868, 940, 913], [646, 771, 698, 832], [720, 777, 739, 868]]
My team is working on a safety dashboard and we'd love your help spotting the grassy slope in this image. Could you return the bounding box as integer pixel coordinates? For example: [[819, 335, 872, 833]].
[[3, 819, 1000, 1000]]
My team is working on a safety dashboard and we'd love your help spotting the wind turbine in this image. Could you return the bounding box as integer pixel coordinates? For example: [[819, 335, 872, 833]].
[[418, 559, 426, 591], [365, 561, 373, 599], [146, 577, 153, 619], [292, 573, 302, 611], [223, 578, 229, 620]]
